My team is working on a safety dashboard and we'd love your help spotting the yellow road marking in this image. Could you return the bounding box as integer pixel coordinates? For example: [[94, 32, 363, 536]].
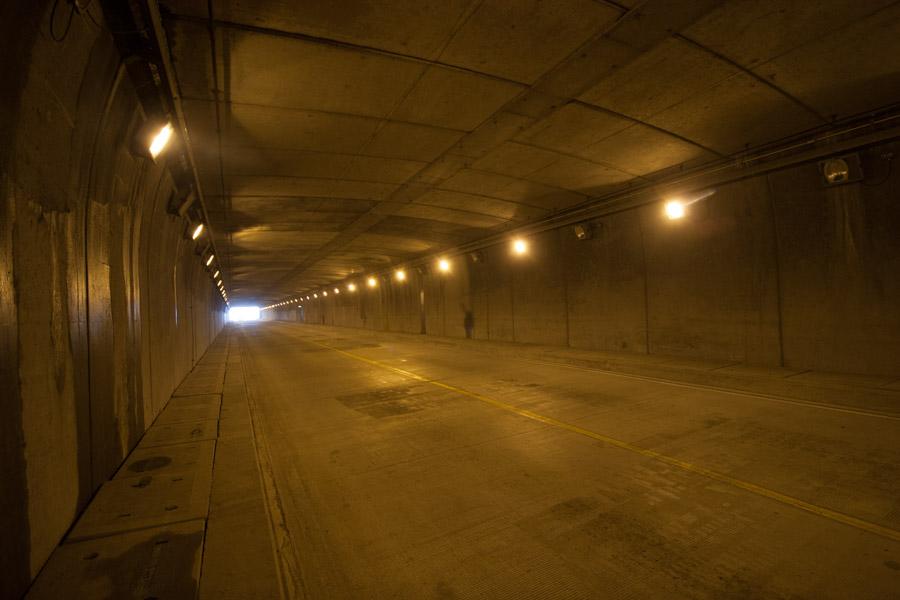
[[306, 337, 900, 544]]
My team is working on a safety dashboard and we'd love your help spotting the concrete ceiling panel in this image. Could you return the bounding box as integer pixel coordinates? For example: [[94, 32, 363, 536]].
[[528, 156, 632, 195], [440, 168, 530, 197], [370, 216, 485, 241], [579, 124, 713, 176], [645, 72, 823, 154], [165, 0, 475, 58], [225, 176, 398, 200], [221, 147, 426, 184], [453, 111, 536, 159], [222, 103, 382, 153], [438, 0, 621, 83], [415, 155, 473, 186], [345, 155, 429, 184], [182, 99, 220, 149], [222, 146, 353, 178], [364, 122, 465, 161], [391, 66, 525, 131], [440, 169, 586, 211], [344, 233, 435, 254], [194, 158, 223, 197], [756, 4, 900, 119], [578, 37, 737, 123], [225, 31, 426, 116], [228, 196, 373, 218], [683, 0, 897, 69], [471, 142, 561, 179], [414, 189, 548, 222], [514, 103, 633, 155], [394, 204, 509, 229], [229, 229, 338, 248], [169, 19, 216, 101]]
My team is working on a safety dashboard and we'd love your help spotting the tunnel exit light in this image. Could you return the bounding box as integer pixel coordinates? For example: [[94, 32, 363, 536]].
[[228, 306, 260, 322]]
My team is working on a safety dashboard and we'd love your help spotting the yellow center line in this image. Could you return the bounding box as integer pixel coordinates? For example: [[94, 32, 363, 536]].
[[306, 337, 900, 544]]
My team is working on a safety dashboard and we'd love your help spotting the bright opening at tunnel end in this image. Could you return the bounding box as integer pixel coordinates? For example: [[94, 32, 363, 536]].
[[228, 306, 260, 322]]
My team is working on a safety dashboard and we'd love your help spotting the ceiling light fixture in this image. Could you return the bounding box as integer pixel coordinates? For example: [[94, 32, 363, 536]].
[[438, 259, 450, 273], [367, 276, 377, 288], [206, 254, 215, 266], [191, 223, 204, 240], [395, 269, 406, 282], [664, 200, 686, 220], [148, 123, 174, 159], [573, 223, 593, 240]]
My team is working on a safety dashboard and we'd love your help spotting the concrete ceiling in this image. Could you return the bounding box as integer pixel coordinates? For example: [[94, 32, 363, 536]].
[[159, 0, 900, 304]]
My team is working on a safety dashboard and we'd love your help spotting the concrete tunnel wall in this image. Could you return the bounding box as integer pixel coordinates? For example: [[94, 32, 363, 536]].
[[0, 3, 226, 597], [276, 138, 900, 379]]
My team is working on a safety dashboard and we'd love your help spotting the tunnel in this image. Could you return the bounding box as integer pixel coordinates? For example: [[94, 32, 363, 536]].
[[3, 1, 900, 598]]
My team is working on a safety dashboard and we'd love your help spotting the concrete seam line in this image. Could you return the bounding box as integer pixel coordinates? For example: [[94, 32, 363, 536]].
[[238, 331, 303, 600], [304, 338, 900, 545], [195, 341, 228, 595]]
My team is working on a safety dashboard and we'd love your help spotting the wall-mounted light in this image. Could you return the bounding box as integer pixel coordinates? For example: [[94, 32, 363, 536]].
[[313, 293, 318, 298], [149, 123, 174, 159], [191, 223, 204, 240], [437, 259, 450, 273], [395, 269, 406, 282], [512, 238, 528, 255], [323, 291, 328, 297], [347, 283, 357, 292], [206, 254, 215, 266], [334, 288, 340, 294], [662, 188, 715, 220], [367, 276, 377, 288], [664, 200, 686, 220], [573, 223, 593, 240]]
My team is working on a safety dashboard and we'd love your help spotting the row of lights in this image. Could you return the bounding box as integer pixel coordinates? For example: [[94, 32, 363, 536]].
[[261, 240, 530, 311], [146, 122, 228, 307], [261, 192, 708, 312]]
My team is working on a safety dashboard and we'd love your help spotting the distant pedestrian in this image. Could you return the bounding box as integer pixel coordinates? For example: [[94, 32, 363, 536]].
[[463, 308, 474, 339]]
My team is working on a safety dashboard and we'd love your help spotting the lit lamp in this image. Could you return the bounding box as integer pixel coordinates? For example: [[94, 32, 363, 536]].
[[148, 122, 174, 159], [664, 200, 686, 220]]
